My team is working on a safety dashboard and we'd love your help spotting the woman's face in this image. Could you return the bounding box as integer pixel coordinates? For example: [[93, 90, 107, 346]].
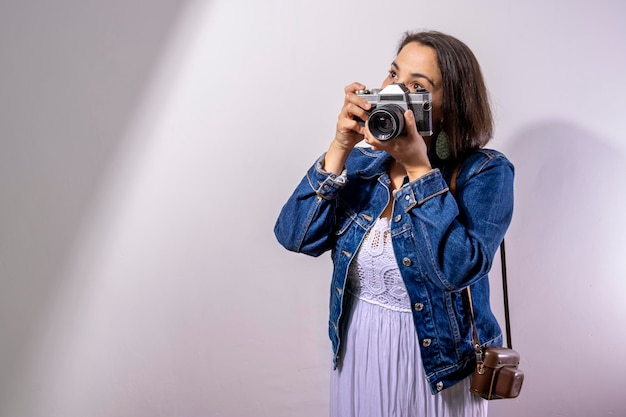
[[381, 41, 443, 133]]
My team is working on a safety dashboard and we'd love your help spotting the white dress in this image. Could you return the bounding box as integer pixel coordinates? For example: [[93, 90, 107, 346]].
[[330, 217, 487, 417]]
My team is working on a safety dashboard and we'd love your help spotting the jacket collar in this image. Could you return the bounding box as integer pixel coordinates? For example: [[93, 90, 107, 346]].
[[353, 146, 460, 178], [353, 147, 393, 178]]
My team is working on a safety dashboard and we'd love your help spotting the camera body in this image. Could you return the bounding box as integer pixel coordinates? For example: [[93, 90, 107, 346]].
[[356, 83, 433, 140]]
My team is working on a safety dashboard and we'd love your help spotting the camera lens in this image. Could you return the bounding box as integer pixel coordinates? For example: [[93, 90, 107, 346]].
[[368, 105, 405, 141]]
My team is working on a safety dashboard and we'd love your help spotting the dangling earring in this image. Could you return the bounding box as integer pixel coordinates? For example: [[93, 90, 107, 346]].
[[435, 128, 451, 160]]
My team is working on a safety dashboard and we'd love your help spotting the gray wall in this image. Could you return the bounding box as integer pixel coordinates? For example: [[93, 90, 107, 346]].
[[1, 0, 625, 416]]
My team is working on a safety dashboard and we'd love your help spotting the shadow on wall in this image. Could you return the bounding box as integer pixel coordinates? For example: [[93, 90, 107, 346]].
[[0, 0, 192, 411], [506, 120, 626, 287], [493, 120, 626, 417]]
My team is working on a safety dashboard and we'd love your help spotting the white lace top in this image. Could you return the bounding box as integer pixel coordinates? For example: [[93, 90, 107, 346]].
[[346, 217, 412, 312]]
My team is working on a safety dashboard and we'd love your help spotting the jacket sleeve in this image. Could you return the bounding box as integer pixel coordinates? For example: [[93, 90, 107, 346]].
[[274, 154, 347, 257], [392, 151, 514, 291]]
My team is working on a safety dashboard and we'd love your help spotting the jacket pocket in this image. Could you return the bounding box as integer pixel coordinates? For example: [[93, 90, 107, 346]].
[[334, 207, 357, 236]]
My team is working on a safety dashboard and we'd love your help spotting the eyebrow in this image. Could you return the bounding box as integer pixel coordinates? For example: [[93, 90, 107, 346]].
[[391, 61, 435, 88]]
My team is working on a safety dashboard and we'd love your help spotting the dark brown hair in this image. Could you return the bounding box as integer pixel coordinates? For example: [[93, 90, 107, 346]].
[[397, 31, 493, 158]]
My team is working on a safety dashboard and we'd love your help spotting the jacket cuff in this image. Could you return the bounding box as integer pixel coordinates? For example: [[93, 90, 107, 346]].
[[306, 154, 348, 200], [393, 169, 448, 212]]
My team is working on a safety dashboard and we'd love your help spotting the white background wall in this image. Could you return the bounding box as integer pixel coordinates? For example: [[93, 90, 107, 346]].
[[1, 0, 625, 416]]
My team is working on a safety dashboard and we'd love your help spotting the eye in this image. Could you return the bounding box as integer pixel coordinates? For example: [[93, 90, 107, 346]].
[[388, 70, 398, 80], [410, 82, 423, 92]]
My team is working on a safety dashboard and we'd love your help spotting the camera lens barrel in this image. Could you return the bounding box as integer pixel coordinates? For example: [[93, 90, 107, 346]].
[[368, 104, 406, 141]]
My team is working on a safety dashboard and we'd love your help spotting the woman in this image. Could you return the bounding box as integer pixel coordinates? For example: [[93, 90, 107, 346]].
[[274, 30, 514, 417]]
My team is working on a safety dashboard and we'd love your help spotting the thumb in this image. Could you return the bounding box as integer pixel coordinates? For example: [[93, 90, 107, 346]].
[[404, 110, 418, 136]]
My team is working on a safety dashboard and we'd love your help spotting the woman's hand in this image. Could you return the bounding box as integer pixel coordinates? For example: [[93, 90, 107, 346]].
[[364, 109, 432, 181], [323, 82, 372, 175], [334, 82, 372, 150]]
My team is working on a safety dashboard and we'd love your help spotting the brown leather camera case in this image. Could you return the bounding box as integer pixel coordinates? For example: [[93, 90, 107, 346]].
[[469, 347, 524, 400]]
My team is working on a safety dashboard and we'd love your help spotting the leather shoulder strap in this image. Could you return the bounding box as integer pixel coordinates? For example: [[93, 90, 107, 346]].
[[450, 162, 462, 196]]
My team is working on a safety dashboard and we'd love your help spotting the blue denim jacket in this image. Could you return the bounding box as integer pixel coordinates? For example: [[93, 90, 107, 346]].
[[274, 147, 514, 394]]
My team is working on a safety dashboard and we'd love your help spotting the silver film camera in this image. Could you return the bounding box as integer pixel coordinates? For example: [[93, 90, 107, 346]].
[[356, 83, 433, 140]]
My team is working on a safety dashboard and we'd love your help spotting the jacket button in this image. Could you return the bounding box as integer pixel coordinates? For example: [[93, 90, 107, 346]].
[[402, 257, 412, 266], [414, 303, 424, 312], [394, 214, 402, 223], [422, 338, 432, 347], [436, 381, 444, 391]]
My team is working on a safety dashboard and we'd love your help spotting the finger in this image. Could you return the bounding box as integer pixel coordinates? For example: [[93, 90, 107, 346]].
[[403, 109, 419, 138], [363, 121, 384, 147], [340, 101, 367, 122], [348, 103, 370, 125], [338, 116, 365, 136], [349, 92, 372, 111], [344, 82, 366, 94], [363, 127, 373, 144], [345, 83, 372, 112]]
